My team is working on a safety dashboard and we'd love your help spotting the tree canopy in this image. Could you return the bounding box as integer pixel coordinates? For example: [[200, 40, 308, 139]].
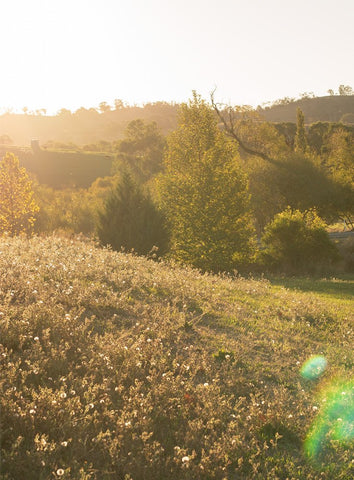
[[158, 93, 255, 272]]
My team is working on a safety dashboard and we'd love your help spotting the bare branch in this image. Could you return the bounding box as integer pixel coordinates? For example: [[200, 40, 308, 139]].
[[210, 90, 279, 166]]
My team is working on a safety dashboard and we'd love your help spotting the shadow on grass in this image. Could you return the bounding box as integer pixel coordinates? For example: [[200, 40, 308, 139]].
[[267, 275, 354, 301]]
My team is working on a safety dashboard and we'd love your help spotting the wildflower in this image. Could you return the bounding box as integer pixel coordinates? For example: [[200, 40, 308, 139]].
[[61, 441, 68, 447], [34, 337, 39, 341], [182, 456, 190, 463], [60, 392, 67, 399], [56, 468, 65, 476]]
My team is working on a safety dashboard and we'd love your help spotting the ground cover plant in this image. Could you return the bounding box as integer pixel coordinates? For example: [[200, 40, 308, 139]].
[[0, 236, 353, 479]]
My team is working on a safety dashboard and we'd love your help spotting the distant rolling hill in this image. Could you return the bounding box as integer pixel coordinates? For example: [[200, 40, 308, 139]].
[[260, 95, 354, 124], [1, 95, 353, 188], [0, 96, 353, 147]]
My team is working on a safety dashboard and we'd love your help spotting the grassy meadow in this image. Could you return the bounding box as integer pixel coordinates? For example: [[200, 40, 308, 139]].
[[0, 236, 353, 479]]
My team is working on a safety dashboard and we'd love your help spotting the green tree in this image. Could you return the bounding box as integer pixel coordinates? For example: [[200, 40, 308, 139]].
[[98, 101, 111, 113], [0, 152, 39, 235], [158, 93, 255, 272], [294, 107, 307, 153], [97, 172, 168, 255], [338, 85, 353, 96], [113, 119, 165, 183], [324, 128, 354, 229]]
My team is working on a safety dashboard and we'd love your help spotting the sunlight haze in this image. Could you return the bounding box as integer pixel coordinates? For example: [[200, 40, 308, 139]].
[[1, 0, 353, 113]]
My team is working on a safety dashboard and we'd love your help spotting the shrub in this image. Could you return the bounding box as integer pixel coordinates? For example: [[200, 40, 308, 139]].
[[260, 208, 339, 273]]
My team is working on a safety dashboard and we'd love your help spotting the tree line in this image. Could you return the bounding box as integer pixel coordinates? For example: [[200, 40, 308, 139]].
[[1, 93, 353, 274]]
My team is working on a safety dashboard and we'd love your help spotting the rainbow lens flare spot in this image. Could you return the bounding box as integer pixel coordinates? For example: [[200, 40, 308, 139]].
[[304, 380, 354, 459], [300, 355, 327, 380]]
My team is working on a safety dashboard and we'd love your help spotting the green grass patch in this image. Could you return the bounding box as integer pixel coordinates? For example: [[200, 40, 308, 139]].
[[267, 275, 354, 303]]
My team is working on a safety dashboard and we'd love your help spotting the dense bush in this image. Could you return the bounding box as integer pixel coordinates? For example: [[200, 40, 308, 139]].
[[260, 208, 339, 273]]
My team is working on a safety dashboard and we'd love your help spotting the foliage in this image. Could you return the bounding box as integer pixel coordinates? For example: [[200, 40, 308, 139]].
[[0, 152, 39, 236], [319, 127, 354, 229], [97, 172, 168, 255], [273, 122, 297, 149], [0, 236, 353, 479], [245, 153, 345, 233], [294, 108, 307, 154], [260, 208, 339, 273], [158, 93, 256, 272], [227, 109, 290, 159], [34, 177, 117, 235], [338, 85, 353, 96], [112, 119, 165, 183]]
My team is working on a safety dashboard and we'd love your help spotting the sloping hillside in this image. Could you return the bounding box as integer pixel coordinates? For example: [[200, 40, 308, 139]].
[[0, 236, 353, 479], [260, 95, 354, 124]]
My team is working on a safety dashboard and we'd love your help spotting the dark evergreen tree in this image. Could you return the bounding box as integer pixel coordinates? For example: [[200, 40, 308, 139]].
[[294, 107, 307, 153], [97, 172, 168, 255]]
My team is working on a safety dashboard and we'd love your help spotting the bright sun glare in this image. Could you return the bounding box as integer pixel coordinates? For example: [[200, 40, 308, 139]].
[[1, 0, 353, 113]]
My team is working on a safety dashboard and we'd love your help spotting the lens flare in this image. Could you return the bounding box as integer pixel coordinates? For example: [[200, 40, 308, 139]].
[[300, 355, 327, 380], [304, 379, 354, 459]]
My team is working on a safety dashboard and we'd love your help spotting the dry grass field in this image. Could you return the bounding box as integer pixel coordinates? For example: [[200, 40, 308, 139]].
[[1, 236, 353, 479]]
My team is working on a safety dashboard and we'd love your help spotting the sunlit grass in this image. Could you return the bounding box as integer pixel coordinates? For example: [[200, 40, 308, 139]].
[[0, 236, 353, 479], [267, 275, 354, 304]]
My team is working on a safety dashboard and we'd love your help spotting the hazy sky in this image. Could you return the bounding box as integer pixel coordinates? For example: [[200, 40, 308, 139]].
[[1, 0, 353, 113]]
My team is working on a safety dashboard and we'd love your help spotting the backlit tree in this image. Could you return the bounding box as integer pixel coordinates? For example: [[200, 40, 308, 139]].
[[0, 152, 39, 235], [158, 93, 255, 272]]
